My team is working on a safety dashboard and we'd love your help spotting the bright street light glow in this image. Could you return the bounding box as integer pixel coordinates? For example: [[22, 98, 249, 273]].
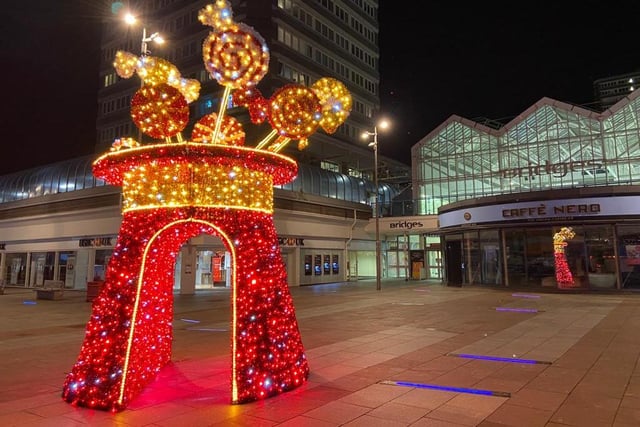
[[124, 13, 136, 25]]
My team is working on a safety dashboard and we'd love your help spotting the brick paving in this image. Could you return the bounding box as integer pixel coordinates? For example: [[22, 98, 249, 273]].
[[1, 280, 640, 426]]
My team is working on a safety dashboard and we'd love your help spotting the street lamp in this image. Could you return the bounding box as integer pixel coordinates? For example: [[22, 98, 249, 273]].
[[124, 13, 164, 56], [362, 120, 389, 291]]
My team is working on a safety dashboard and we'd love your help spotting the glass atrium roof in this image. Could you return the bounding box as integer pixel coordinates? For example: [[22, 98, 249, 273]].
[[0, 154, 396, 207], [413, 91, 640, 215]]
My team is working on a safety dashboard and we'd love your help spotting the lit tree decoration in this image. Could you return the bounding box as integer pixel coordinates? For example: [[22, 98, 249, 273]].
[[554, 226, 576, 288], [63, 0, 352, 412]]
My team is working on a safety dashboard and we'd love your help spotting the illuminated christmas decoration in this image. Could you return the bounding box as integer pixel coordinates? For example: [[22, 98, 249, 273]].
[[268, 84, 322, 145], [114, 52, 201, 104], [192, 112, 245, 145], [130, 83, 189, 140], [201, 23, 270, 90], [233, 87, 268, 124], [62, 0, 352, 412], [553, 226, 576, 288], [311, 77, 353, 134], [110, 137, 139, 152]]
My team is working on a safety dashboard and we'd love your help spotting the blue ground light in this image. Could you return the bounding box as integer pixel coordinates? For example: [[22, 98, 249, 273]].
[[380, 380, 510, 398], [451, 353, 551, 365], [495, 307, 539, 313]]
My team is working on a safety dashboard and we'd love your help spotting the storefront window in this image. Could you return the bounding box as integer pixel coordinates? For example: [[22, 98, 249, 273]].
[[462, 231, 480, 285], [504, 229, 526, 287], [387, 236, 409, 279], [424, 234, 442, 280], [29, 251, 55, 286], [94, 250, 112, 281], [526, 228, 556, 285], [5, 253, 27, 286], [584, 225, 616, 289], [618, 225, 640, 289], [58, 251, 77, 288], [479, 230, 501, 285]]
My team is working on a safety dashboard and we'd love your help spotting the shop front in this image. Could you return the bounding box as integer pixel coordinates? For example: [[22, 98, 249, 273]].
[[439, 190, 640, 290], [363, 216, 441, 282], [0, 236, 116, 290]]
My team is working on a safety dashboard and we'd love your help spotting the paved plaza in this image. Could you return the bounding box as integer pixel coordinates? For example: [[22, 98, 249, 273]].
[[1, 280, 640, 426]]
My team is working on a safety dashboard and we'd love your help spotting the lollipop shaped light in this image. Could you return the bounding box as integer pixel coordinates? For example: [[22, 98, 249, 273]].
[[312, 77, 353, 134]]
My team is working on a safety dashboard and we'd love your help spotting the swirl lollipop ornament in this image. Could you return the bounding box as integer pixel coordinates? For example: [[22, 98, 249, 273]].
[[62, 0, 352, 412]]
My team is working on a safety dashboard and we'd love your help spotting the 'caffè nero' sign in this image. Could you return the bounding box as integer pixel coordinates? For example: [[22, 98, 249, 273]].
[[439, 196, 640, 228]]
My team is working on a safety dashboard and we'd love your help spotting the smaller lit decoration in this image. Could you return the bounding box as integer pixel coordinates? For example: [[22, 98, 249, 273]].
[[192, 113, 245, 145], [113, 51, 201, 142], [130, 83, 189, 140], [268, 84, 322, 144], [232, 87, 268, 124], [113, 50, 138, 78], [110, 137, 139, 151], [198, 0, 235, 31], [311, 77, 352, 134], [201, 23, 270, 90], [114, 52, 201, 103], [553, 226, 576, 288]]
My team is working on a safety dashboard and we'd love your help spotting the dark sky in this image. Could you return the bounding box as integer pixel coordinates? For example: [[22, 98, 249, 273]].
[[378, 1, 640, 164], [1, 1, 639, 175], [1, 0, 103, 175]]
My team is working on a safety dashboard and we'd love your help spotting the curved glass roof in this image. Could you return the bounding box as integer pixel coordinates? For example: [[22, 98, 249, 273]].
[[0, 154, 396, 207], [413, 91, 640, 215]]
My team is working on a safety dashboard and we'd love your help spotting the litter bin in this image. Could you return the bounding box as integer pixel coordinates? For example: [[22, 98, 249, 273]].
[[86, 281, 104, 302]]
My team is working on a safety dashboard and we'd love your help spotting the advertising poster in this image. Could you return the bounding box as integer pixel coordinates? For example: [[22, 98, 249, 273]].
[[626, 245, 640, 265], [65, 256, 76, 288]]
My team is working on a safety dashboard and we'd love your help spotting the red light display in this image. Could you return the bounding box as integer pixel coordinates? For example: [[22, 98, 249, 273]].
[[62, 145, 308, 411]]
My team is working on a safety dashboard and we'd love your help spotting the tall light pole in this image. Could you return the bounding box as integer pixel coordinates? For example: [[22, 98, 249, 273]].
[[124, 12, 164, 143], [123, 13, 164, 56], [362, 120, 389, 291], [140, 27, 164, 56]]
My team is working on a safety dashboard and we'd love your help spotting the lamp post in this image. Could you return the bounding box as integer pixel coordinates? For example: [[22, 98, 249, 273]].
[[124, 12, 164, 143], [140, 27, 164, 56], [124, 13, 164, 56], [362, 120, 389, 291]]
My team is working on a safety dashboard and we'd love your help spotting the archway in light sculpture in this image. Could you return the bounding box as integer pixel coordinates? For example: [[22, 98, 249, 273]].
[[62, 144, 309, 412]]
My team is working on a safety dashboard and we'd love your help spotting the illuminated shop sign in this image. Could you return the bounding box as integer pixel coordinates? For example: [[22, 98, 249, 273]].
[[389, 220, 424, 230], [439, 195, 640, 228], [278, 237, 304, 246], [502, 203, 601, 218], [498, 159, 604, 178], [79, 237, 113, 247]]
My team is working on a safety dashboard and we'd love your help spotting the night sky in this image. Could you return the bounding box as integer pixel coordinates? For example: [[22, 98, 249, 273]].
[[1, 1, 639, 175], [378, 1, 640, 164]]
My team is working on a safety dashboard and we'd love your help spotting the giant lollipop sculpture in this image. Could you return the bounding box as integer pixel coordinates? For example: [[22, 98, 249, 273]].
[[113, 51, 201, 142], [62, 0, 351, 412]]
